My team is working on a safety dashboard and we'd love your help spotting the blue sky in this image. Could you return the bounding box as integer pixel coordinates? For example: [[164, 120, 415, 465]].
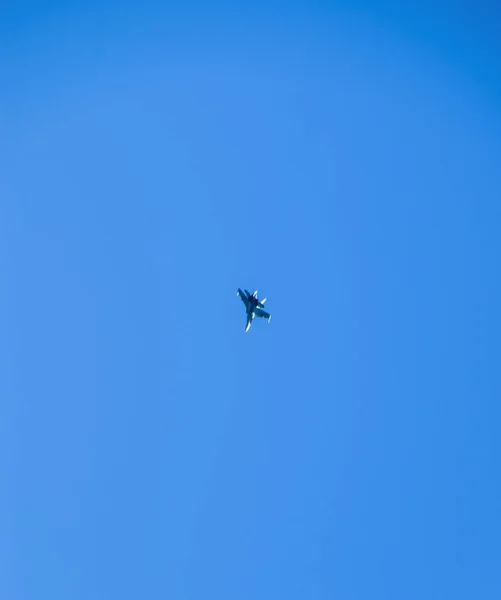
[[1, 2, 500, 598]]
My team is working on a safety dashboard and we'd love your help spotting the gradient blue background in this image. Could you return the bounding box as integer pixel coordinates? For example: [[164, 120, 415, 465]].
[[1, 2, 500, 598]]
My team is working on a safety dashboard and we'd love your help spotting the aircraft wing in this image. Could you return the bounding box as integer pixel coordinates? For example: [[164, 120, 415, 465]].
[[255, 307, 271, 322], [237, 288, 249, 309]]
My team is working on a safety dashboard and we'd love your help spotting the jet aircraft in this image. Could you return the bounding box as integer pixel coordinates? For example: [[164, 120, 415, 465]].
[[237, 288, 271, 332]]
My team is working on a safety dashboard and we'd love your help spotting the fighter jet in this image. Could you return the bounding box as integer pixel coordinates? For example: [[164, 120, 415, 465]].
[[237, 288, 271, 332]]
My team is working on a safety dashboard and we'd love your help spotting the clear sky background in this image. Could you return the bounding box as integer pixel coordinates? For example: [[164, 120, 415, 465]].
[[1, 2, 500, 598]]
